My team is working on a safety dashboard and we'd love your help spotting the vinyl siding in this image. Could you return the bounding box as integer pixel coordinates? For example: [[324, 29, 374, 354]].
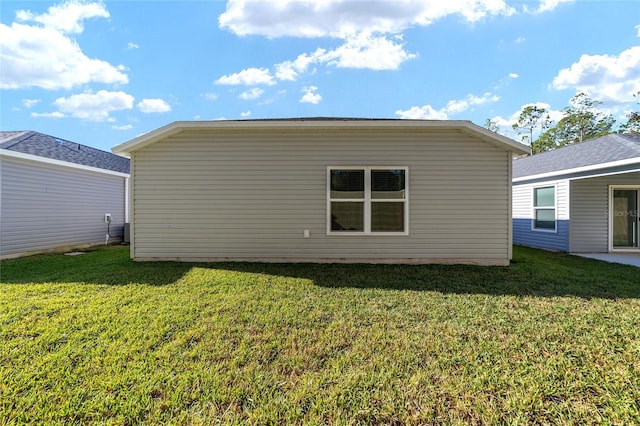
[[569, 171, 640, 252], [0, 156, 126, 258], [130, 128, 512, 264], [512, 179, 570, 251]]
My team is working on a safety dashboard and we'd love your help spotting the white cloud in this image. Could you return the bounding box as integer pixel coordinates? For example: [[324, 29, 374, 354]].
[[636, 24, 640, 37], [395, 104, 448, 120], [0, 1, 127, 90], [300, 86, 322, 104], [396, 92, 500, 119], [514, 37, 526, 44], [216, 0, 522, 82], [223, 33, 416, 87], [215, 67, 275, 85], [445, 93, 500, 114], [22, 99, 40, 108], [240, 110, 252, 117], [321, 33, 417, 70], [16, 1, 110, 34], [509, 73, 519, 79], [202, 93, 219, 101], [552, 46, 640, 103], [275, 52, 317, 81], [137, 98, 171, 113], [216, 0, 570, 86], [53, 90, 135, 121], [127, 42, 139, 49], [534, 0, 573, 14], [219, 0, 516, 38], [239, 88, 265, 100], [31, 111, 65, 119], [113, 124, 133, 130]]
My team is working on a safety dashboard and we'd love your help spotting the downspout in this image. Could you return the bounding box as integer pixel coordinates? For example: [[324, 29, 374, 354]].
[[125, 176, 130, 223], [508, 152, 513, 261], [128, 153, 135, 259]]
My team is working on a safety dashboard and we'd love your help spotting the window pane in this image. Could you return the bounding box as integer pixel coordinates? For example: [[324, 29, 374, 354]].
[[331, 202, 364, 231], [534, 187, 555, 207], [535, 209, 556, 229], [330, 170, 364, 199], [371, 202, 404, 232], [372, 169, 406, 199]]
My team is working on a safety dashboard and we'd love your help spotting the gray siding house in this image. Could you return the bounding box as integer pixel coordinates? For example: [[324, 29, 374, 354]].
[[113, 119, 529, 265], [512, 133, 640, 253], [1, 131, 130, 259]]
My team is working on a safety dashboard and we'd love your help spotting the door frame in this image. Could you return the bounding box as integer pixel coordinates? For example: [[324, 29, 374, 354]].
[[608, 185, 640, 252]]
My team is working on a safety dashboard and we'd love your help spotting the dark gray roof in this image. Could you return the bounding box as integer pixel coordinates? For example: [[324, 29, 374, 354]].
[[513, 133, 640, 179], [0, 131, 129, 174]]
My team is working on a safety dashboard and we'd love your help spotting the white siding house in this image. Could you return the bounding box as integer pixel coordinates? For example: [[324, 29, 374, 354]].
[[1, 131, 130, 259], [112, 119, 529, 265], [513, 134, 640, 253]]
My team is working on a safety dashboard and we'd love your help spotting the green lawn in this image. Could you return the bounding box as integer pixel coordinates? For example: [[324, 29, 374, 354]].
[[1, 246, 639, 425]]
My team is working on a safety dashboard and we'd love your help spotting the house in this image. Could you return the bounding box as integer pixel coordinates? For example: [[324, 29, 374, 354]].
[[0, 131, 130, 259], [512, 133, 640, 253], [112, 119, 530, 265]]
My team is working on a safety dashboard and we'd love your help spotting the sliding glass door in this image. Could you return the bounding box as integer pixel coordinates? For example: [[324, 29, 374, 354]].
[[612, 188, 639, 249]]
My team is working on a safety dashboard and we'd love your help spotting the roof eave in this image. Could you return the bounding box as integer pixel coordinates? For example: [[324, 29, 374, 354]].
[[0, 148, 130, 177], [457, 124, 530, 155], [111, 119, 530, 156], [513, 157, 640, 183]]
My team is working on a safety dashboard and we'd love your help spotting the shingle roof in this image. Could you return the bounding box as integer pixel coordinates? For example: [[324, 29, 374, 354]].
[[0, 131, 129, 174], [513, 133, 640, 179]]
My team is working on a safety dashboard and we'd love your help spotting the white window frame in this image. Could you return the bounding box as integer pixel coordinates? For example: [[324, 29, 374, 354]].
[[531, 184, 557, 233], [327, 166, 409, 236]]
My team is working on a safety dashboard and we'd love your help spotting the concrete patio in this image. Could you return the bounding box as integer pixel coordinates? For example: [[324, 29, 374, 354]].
[[574, 253, 640, 268]]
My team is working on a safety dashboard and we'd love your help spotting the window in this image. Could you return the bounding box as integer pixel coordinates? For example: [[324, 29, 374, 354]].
[[328, 167, 408, 235], [533, 186, 556, 231]]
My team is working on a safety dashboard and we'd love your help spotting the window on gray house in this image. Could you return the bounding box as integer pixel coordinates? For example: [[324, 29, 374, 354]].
[[328, 167, 408, 235]]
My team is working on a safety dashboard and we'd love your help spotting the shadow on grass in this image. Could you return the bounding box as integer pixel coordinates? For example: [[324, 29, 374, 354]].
[[1, 246, 638, 299], [216, 247, 640, 299], [0, 247, 191, 287]]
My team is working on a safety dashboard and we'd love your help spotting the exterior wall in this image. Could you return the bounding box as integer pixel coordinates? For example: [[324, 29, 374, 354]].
[[130, 128, 512, 264], [1, 155, 127, 258], [512, 179, 570, 251], [569, 171, 640, 252]]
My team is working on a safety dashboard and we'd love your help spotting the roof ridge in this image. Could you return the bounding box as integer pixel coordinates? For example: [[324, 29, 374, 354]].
[[0, 131, 34, 148], [613, 133, 640, 155]]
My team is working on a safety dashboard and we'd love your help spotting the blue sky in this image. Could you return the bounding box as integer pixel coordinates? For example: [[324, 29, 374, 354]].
[[1, 0, 639, 153]]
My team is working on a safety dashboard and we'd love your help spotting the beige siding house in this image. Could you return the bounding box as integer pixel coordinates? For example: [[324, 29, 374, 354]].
[[112, 119, 529, 265]]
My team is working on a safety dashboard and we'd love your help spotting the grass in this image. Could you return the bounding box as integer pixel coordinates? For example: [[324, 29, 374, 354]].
[[1, 246, 639, 425]]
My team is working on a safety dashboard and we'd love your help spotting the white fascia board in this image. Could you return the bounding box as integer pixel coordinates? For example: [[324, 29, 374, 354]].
[[457, 124, 531, 155], [0, 148, 130, 178], [111, 119, 531, 156], [512, 157, 640, 183], [112, 121, 185, 156]]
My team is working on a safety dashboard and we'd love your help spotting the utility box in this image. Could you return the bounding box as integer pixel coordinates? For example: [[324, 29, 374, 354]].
[[124, 223, 130, 243]]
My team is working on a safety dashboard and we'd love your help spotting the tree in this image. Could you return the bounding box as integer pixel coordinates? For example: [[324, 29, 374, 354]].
[[511, 105, 552, 153], [535, 93, 615, 151], [484, 118, 500, 133], [620, 91, 640, 134]]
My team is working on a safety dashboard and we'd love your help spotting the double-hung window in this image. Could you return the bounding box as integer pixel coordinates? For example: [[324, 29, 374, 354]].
[[328, 167, 408, 235], [533, 186, 556, 231]]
